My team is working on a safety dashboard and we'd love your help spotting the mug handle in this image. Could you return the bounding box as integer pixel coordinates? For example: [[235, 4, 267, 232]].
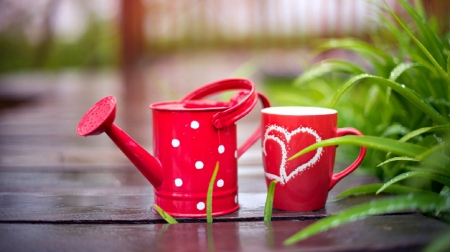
[[180, 78, 271, 158], [328, 128, 367, 190]]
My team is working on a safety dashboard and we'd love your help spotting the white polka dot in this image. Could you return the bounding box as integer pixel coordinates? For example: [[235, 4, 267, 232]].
[[172, 139, 180, 147], [175, 178, 183, 187], [190, 121, 199, 129], [218, 145, 225, 154], [217, 179, 224, 187], [195, 161, 204, 169], [197, 202, 205, 210]]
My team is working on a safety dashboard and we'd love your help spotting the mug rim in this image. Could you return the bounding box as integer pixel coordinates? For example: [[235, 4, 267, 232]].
[[262, 106, 337, 116]]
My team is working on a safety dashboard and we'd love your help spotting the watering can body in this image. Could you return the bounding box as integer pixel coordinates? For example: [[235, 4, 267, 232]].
[[76, 79, 270, 217], [151, 102, 239, 216]]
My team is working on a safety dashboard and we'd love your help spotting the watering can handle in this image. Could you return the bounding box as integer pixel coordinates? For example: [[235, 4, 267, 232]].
[[181, 78, 271, 158]]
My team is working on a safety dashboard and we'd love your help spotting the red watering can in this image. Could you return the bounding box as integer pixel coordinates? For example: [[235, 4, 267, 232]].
[[77, 79, 270, 217]]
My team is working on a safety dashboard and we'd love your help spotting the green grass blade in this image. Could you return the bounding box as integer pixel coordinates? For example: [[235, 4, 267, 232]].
[[264, 180, 277, 222], [335, 183, 429, 199], [395, 0, 446, 68], [423, 228, 450, 252], [376, 156, 418, 167], [386, 0, 450, 86], [386, 63, 423, 103], [388, 62, 420, 81], [399, 125, 450, 143], [440, 186, 450, 197], [294, 59, 366, 86], [284, 193, 446, 245], [415, 142, 450, 169], [401, 165, 450, 178], [289, 135, 426, 161], [377, 171, 450, 194], [330, 74, 450, 125], [154, 204, 178, 224], [207, 161, 220, 223], [380, 124, 410, 138], [314, 39, 394, 66], [447, 55, 450, 75], [288, 135, 449, 168]]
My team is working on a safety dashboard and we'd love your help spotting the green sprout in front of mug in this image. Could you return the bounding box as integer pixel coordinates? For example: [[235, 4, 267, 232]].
[[264, 180, 277, 222]]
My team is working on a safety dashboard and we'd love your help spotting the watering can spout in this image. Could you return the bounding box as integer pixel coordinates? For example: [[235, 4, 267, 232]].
[[76, 96, 163, 188]]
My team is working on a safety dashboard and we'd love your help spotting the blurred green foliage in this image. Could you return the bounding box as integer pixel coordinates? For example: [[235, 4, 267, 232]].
[[279, 0, 450, 248], [0, 18, 118, 74]]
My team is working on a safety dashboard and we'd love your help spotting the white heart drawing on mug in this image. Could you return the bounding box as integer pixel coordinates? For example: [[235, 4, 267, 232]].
[[263, 125, 323, 185]]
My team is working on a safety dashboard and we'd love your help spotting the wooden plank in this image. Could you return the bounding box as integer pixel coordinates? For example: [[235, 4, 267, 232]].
[[0, 169, 379, 223], [0, 215, 446, 252]]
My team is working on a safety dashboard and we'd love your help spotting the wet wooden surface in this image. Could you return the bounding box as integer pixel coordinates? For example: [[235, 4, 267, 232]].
[[0, 71, 448, 251]]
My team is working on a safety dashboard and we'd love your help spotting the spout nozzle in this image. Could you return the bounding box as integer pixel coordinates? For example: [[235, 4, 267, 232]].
[[76, 95, 164, 189], [77, 96, 116, 136]]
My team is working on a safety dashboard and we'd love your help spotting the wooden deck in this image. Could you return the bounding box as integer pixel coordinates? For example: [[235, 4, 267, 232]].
[[0, 70, 447, 251]]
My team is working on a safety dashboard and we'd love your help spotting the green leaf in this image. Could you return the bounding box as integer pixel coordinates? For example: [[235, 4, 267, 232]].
[[330, 74, 450, 125], [154, 204, 178, 224], [387, 0, 450, 86], [377, 171, 450, 194], [207, 161, 220, 223], [395, 0, 446, 69], [386, 62, 427, 97], [377, 13, 409, 60], [364, 85, 382, 117], [447, 55, 450, 75], [376, 156, 418, 167], [284, 193, 447, 245], [399, 125, 450, 143], [335, 183, 429, 199], [264, 180, 277, 222], [294, 59, 366, 86], [288, 135, 450, 168], [440, 186, 450, 197], [290, 135, 425, 161], [415, 142, 450, 170], [389, 62, 421, 81], [314, 39, 394, 67], [423, 228, 450, 252], [380, 124, 410, 137]]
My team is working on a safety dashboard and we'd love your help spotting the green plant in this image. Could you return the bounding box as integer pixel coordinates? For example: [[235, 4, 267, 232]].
[[207, 162, 220, 223], [284, 0, 450, 247], [264, 180, 277, 222], [154, 204, 178, 224]]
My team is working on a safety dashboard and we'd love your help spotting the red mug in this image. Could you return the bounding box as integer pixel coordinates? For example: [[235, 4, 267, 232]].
[[261, 106, 366, 211], [77, 79, 270, 217]]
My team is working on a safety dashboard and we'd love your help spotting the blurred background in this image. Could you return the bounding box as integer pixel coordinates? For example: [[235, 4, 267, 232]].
[[0, 0, 390, 73], [0, 0, 448, 168]]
